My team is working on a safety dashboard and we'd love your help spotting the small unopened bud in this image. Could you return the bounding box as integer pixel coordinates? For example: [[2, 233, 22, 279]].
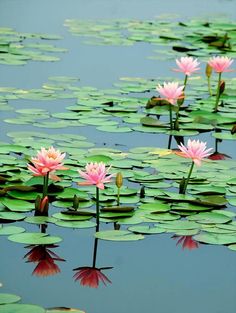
[[35, 195, 41, 210], [206, 64, 212, 78], [219, 80, 225, 96], [40, 196, 49, 213], [116, 172, 123, 189], [73, 195, 79, 210], [177, 92, 185, 107], [179, 177, 186, 194], [231, 124, 236, 135], [114, 222, 121, 230], [140, 186, 145, 199]]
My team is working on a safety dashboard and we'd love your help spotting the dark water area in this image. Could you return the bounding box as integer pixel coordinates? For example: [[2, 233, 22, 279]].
[[0, 1, 236, 312]]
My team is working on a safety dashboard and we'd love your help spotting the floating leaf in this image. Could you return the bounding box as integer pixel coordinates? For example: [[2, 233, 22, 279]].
[[0, 304, 45, 313], [8, 232, 62, 244], [95, 230, 144, 241], [0, 293, 21, 305]]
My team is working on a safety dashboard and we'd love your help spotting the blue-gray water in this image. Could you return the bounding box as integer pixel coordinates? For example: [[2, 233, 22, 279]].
[[0, 1, 236, 312]]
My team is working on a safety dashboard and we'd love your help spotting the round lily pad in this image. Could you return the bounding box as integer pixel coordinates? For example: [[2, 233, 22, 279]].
[[95, 230, 144, 241], [8, 232, 62, 245], [0, 226, 25, 236], [0, 293, 21, 305], [128, 225, 166, 234], [0, 304, 45, 313]]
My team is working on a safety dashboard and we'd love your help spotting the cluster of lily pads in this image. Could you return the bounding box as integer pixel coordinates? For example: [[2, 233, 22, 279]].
[[0, 292, 84, 313], [0, 27, 66, 65]]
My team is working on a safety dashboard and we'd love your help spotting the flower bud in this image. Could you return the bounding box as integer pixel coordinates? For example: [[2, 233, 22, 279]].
[[40, 196, 49, 213], [140, 186, 145, 199], [231, 124, 236, 135], [205, 64, 212, 77], [35, 195, 41, 210], [179, 177, 186, 194], [116, 172, 123, 188], [177, 92, 185, 107], [73, 195, 79, 210], [219, 80, 225, 96]]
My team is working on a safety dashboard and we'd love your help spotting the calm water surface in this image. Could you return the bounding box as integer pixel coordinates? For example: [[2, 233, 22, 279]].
[[0, 1, 236, 312]]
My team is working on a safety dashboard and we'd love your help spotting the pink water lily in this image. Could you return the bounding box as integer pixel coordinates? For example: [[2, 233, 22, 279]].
[[208, 56, 233, 73], [177, 139, 213, 166], [28, 146, 67, 178], [174, 56, 200, 76], [78, 162, 114, 189], [156, 82, 184, 105]]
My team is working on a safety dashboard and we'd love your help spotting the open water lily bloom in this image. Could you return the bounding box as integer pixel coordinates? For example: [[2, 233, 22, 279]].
[[156, 82, 184, 105], [28, 146, 67, 177], [73, 267, 112, 288], [174, 57, 200, 76], [177, 139, 213, 166], [78, 162, 114, 189], [208, 56, 233, 73]]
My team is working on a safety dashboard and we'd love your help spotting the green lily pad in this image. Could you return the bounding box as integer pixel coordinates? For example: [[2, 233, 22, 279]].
[[54, 220, 96, 228], [188, 212, 231, 224], [128, 225, 166, 234], [194, 232, 236, 245], [0, 293, 21, 305], [0, 304, 45, 313], [24, 216, 57, 224], [8, 232, 62, 244], [95, 230, 144, 241], [0, 212, 25, 221], [0, 226, 25, 235], [1, 198, 35, 212]]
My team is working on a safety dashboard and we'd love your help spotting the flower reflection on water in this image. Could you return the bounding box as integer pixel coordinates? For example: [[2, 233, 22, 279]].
[[73, 238, 112, 288], [172, 235, 199, 250], [24, 244, 65, 277], [73, 266, 112, 288]]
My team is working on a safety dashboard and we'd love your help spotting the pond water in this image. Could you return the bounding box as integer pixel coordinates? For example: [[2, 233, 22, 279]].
[[0, 1, 236, 313]]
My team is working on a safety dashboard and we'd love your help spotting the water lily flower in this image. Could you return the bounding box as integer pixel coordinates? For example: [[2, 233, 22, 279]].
[[28, 146, 67, 178], [207, 56, 233, 112], [24, 244, 65, 277], [174, 56, 200, 76], [208, 56, 233, 73], [177, 139, 213, 166], [78, 162, 114, 190], [73, 266, 112, 288], [156, 82, 184, 105], [176, 139, 212, 194], [172, 235, 199, 250]]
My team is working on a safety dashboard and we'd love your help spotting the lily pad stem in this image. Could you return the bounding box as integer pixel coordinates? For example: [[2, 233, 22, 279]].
[[169, 104, 173, 130], [96, 187, 100, 231], [207, 76, 212, 96], [183, 161, 195, 194], [117, 187, 120, 206], [43, 172, 49, 198], [214, 72, 222, 112]]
